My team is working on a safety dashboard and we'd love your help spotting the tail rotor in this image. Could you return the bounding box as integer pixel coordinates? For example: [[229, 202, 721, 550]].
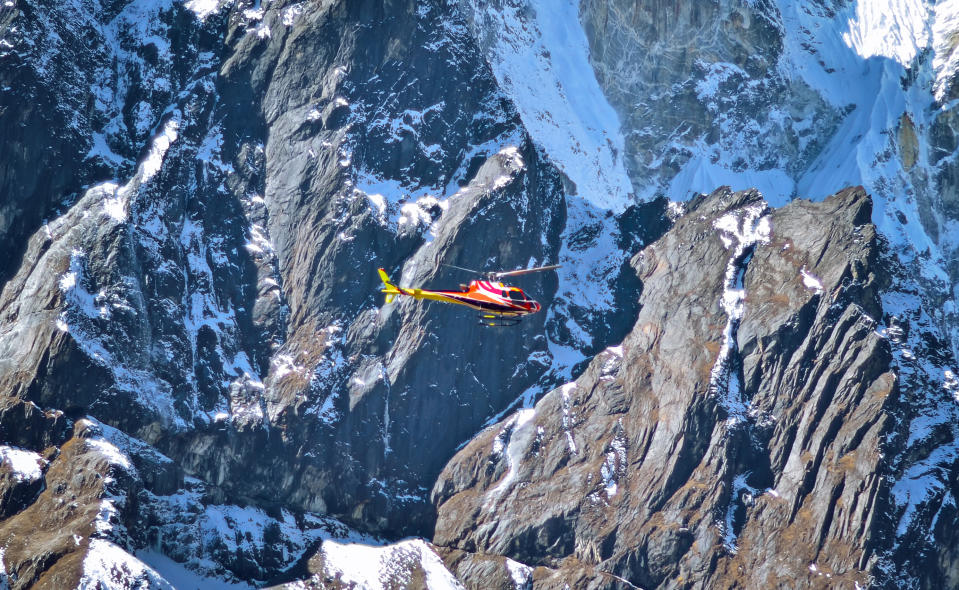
[[378, 268, 401, 304]]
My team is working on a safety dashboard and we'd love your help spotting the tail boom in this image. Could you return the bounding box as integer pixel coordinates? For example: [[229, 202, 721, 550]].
[[378, 268, 403, 303]]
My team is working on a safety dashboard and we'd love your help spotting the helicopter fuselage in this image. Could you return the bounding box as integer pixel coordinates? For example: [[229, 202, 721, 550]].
[[378, 269, 541, 317]]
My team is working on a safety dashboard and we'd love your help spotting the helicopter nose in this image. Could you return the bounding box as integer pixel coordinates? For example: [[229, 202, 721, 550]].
[[532, 301, 541, 313]]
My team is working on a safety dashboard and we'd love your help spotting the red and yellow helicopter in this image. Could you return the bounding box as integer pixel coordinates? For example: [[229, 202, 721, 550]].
[[377, 263, 559, 326]]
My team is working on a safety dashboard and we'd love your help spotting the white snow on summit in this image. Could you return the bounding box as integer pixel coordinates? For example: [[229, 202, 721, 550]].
[[771, 0, 959, 331], [933, 0, 959, 99], [81, 539, 175, 590], [840, 0, 930, 66], [463, 0, 633, 212], [319, 537, 464, 590]]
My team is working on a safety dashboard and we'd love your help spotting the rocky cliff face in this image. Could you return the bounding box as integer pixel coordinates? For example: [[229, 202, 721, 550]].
[[1, 0, 958, 589], [434, 187, 897, 588], [578, 0, 959, 362]]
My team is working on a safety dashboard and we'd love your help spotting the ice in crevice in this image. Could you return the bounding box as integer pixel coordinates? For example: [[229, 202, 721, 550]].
[[721, 472, 757, 554], [599, 421, 627, 500], [708, 202, 771, 425], [490, 408, 537, 497], [560, 382, 578, 454]]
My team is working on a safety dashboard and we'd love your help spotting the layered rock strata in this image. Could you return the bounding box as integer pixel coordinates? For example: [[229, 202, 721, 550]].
[[432, 187, 936, 589]]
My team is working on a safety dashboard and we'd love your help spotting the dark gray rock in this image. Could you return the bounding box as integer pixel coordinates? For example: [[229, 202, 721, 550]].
[[3, 0, 959, 588], [433, 187, 899, 589]]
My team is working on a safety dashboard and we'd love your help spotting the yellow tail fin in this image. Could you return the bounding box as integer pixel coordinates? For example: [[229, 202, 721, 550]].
[[378, 268, 401, 303]]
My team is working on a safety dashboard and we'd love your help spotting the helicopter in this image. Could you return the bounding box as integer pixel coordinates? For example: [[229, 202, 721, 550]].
[[377, 263, 560, 326]]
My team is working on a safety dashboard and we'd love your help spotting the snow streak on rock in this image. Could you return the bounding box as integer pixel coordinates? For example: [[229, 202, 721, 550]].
[[505, 558, 533, 589], [491, 408, 536, 497], [709, 202, 771, 424], [560, 382, 578, 454]]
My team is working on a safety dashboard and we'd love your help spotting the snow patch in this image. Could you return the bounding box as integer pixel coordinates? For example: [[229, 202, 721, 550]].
[[85, 438, 133, 471], [0, 446, 45, 483], [800, 266, 824, 294], [102, 189, 126, 221], [282, 3, 304, 26], [319, 538, 463, 590], [81, 539, 175, 590], [140, 118, 179, 183], [505, 558, 533, 589], [183, 0, 221, 21], [271, 354, 306, 381], [355, 171, 443, 233]]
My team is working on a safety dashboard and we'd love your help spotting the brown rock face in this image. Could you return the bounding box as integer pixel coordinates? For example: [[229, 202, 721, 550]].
[[433, 187, 897, 588]]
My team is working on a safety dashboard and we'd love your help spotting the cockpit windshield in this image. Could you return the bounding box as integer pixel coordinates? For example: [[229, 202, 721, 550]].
[[508, 289, 528, 302]]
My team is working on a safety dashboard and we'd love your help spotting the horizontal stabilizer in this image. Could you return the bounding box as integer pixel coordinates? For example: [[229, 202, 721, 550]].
[[378, 267, 401, 304]]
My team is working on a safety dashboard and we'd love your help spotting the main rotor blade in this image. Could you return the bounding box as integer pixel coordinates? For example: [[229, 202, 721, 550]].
[[491, 264, 561, 279], [441, 263, 483, 275]]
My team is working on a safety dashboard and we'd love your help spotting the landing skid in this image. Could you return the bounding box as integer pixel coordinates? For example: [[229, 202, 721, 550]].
[[477, 314, 522, 327]]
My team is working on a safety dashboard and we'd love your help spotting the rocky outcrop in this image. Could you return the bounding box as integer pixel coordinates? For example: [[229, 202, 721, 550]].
[[3, 0, 959, 588], [432, 187, 908, 588]]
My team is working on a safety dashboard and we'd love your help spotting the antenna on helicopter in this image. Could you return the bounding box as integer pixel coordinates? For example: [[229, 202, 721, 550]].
[[441, 263, 561, 281], [441, 263, 484, 275], [489, 264, 561, 280]]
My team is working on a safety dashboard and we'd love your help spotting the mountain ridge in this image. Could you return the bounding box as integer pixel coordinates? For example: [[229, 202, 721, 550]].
[[0, 0, 958, 588]]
